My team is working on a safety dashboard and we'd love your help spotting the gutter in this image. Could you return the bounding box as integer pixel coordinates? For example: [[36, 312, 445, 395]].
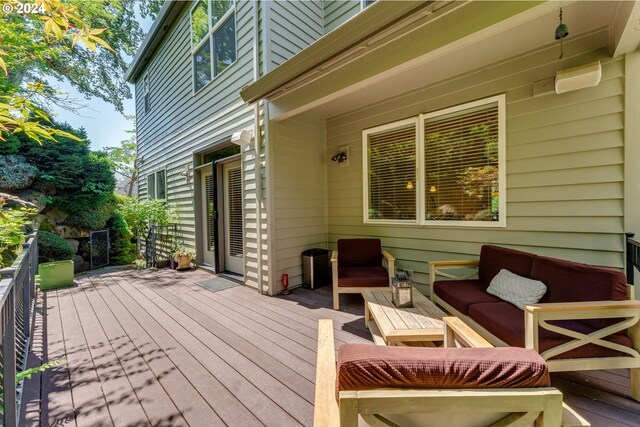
[[239, 1, 438, 103], [126, 1, 187, 83]]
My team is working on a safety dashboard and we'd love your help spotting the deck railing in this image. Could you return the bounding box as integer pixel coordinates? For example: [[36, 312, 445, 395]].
[[626, 232, 640, 286], [0, 232, 38, 427]]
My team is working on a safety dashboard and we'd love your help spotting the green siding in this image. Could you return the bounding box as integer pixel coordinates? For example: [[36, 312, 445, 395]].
[[323, 0, 361, 33], [324, 47, 626, 295]]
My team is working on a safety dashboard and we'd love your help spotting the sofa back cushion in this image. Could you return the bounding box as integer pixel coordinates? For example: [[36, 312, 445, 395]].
[[531, 256, 628, 329], [478, 245, 536, 285], [336, 344, 551, 400], [338, 239, 383, 267]]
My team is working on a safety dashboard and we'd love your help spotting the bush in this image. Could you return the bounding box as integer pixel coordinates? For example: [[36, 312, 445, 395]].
[[61, 195, 115, 229], [38, 231, 74, 263], [0, 155, 39, 191], [107, 213, 136, 265], [0, 205, 35, 268]]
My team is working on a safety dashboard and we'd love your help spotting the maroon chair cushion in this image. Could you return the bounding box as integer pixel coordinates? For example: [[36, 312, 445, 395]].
[[433, 279, 502, 315], [336, 344, 550, 400], [468, 302, 633, 359], [478, 245, 536, 284], [531, 256, 628, 329], [338, 239, 383, 267], [337, 266, 388, 288]]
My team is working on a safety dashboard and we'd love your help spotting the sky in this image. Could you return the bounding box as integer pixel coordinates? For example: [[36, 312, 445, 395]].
[[47, 11, 153, 151]]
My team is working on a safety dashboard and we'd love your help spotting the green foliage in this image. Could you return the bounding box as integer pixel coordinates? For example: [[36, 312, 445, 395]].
[[117, 196, 175, 238], [0, 205, 35, 268], [107, 213, 136, 265], [0, 154, 38, 191], [38, 231, 74, 263], [38, 218, 55, 232], [0, 358, 65, 415], [12, 120, 116, 229]]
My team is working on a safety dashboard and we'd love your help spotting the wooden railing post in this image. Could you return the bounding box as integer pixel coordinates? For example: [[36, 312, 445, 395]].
[[3, 285, 17, 427]]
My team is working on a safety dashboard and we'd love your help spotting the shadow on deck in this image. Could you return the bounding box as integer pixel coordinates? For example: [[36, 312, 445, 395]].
[[18, 268, 640, 427]]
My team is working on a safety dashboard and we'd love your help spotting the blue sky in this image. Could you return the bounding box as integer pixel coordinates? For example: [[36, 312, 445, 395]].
[[48, 12, 153, 151]]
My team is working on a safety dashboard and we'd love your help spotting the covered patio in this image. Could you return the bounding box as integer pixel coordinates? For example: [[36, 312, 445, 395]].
[[17, 268, 640, 426]]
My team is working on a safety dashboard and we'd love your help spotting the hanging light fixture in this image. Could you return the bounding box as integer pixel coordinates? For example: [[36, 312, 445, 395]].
[[555, 6, 569, 59], [406, 181, 414, 190]]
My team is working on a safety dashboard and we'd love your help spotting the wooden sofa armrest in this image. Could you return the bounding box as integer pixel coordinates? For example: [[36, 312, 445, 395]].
[[315, 319, 339, 427], [331, 250, 338, 264], [428, 260, 479, 301], [524, 300, 640, 364], [444, 317, 493, 348], [381, 250, 395, 284]]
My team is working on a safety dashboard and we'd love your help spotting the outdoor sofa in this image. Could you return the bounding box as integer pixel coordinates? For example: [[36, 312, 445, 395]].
[[429, 245, 640, 401]]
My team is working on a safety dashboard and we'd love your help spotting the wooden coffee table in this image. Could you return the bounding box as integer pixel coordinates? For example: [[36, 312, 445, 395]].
[[362, 287, 446, 346]]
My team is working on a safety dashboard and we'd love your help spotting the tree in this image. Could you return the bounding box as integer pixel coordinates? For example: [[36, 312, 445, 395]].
[[0, 0, 159, 144], [103, 115, 138, 196]]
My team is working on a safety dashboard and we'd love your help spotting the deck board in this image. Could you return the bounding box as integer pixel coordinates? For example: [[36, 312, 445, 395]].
[[18, 268, 640, 427]]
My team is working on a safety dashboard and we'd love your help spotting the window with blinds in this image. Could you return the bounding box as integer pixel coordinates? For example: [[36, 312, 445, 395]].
[[425, 101, 500, 223], [365, 120, 417, 222], [362, 95, 505, 227]]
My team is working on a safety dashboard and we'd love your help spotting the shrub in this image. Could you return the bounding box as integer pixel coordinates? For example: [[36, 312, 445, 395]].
[[107, 213, 136, 265], [117, 195, 175, 238], [38, 231, 74, 263], [0, 205, 35, 268], [62, 195, 115, 230], [0, 155, 39, 191]]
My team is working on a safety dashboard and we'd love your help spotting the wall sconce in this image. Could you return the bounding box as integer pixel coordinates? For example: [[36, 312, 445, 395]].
[[429, 185, 437, 193], [331, 152, 348, 163], [406, 181, 414, 190], [179, 164, 191, 180], [231, 129, 253, 146], [331, 145, 349, 166]]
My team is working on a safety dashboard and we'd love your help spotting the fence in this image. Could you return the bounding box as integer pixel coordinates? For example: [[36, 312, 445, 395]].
[[627, 232, 640, 286], [0, 232, 38, 426], [145, 223, 177, 268]]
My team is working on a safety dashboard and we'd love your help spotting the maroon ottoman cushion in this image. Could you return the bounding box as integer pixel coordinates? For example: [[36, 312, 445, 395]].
[[336, 344, 550, 400]]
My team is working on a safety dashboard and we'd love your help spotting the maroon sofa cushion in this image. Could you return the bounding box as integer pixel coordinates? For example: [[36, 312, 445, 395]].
[[434, 279, 502, 315], [338, 239, 383, 267], [337, 266, 388, 288], [468, 302, 633, 359], [336, 344, 550, 400], [531, 256, 628, 329], [478, 245, 536, 284]]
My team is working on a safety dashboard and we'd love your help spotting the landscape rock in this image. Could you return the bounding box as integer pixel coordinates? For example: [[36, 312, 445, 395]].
[[15, 189, 48, 213], [65, 239, 80, 254], [73, 255, 90, 273], [47, 208, 69, 224], [0, 155, 38, 190], [55, 225, 89, 239]]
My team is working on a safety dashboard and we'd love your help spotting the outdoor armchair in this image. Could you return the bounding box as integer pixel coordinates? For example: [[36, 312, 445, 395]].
[[331, 238, 395, 310]]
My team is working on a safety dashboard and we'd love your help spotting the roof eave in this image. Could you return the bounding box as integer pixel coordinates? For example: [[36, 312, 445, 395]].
[[126, 1, 187, 84], [239, 1, 437, 104]]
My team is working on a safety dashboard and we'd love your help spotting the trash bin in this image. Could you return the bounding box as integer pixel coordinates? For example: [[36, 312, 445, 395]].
[[302, 248, 330, 289]]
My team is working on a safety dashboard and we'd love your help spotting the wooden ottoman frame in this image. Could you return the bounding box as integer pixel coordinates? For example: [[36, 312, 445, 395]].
[[314, 318, 589, 427]]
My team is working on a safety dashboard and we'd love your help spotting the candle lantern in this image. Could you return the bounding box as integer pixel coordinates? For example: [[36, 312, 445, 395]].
[[392, 270, 413, 308]]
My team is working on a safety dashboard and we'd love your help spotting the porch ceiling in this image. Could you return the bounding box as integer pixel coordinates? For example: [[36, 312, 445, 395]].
[[263, 1, 637, 122]]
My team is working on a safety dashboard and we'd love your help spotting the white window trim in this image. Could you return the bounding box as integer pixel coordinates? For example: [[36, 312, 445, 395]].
[[362, 117, 420, 225], [362, 94, 507, 228], [147, 167, 168, 200], [190, 0, 238, 94]]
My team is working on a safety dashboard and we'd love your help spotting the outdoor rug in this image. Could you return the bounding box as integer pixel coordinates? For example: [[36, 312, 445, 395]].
[[196, 277, 238, 293]]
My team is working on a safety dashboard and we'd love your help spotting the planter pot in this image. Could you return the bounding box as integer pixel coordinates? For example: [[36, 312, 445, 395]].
[[38, 260, 74, 291], [176, 256, 192, 270]]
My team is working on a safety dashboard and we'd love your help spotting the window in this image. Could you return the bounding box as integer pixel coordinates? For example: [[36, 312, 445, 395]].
[[363, 95, 506, 227], [362, 0, 376, 9], [147, 169, 167, 199], [191, 0, 236, 92], [143, 72, 150, 112]]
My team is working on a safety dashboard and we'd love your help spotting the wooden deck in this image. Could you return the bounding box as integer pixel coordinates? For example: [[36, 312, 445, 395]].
[[18, 268, 640, 427]]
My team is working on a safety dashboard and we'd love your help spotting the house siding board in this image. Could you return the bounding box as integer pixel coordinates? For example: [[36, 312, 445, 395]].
[[272, 115, 327, 293], [323, 0, 360, 33], [324, 49, 625, 294], [135, 0, 267, 288], [267, 1, 323, 70]]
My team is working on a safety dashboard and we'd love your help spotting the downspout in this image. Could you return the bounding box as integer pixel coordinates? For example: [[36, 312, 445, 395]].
[[253, 0, 263, 294]]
